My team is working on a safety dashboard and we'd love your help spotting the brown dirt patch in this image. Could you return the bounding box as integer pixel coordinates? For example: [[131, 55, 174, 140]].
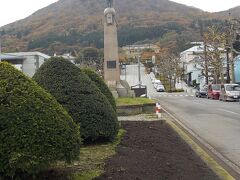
[[96, 121, 220, 180]]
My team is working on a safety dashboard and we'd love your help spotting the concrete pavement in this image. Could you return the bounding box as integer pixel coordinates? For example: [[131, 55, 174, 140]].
[[122, 64, 240, 176]]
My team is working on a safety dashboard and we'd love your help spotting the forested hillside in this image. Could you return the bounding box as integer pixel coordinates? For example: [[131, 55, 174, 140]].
[[0, 0, 227, 54]]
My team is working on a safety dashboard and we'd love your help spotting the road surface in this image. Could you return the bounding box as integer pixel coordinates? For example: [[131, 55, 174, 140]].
[[122, 64, 240, 176]]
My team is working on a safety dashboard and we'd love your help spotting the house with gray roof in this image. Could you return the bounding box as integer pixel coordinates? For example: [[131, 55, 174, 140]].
[[3, 52, 50, 77]]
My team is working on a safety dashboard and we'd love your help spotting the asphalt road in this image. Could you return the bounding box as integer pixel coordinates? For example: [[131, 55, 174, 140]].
[[122, 64, 240, 175]]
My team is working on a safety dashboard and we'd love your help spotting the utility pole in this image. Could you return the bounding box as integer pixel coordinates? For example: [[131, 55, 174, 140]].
[[225, 16, 231, 83], [229, 16, 236, 83], [226, 40, 231, 83]]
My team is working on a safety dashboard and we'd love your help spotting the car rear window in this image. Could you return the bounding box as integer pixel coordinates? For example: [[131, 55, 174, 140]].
[[212, 85, 220, 90], [226, 85, 240, 91]]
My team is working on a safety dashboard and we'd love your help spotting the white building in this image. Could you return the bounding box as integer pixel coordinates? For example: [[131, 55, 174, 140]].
[[122, 44, 160, 59], [180, 45, 205, 87], [180, 45, 226, 88], [54, 53, 76, 64], [4, 52, 50, 77]]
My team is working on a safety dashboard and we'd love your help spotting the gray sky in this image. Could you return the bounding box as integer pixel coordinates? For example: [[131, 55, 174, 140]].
[[0, 0, 240, 27], [171, 0, 240, 12], [0, 0, 58, 27]]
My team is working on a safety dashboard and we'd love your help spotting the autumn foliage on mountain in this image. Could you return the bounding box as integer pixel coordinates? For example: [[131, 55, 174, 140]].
[[0, 0, 237, 54]]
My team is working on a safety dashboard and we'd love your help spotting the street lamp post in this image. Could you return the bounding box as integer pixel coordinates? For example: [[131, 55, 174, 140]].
[[137, 48, 141, 88]]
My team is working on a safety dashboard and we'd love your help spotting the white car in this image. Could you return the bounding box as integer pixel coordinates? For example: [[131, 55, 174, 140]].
[[149, 72, 155, 80], [219, 84, 240, 101], [152, 78, 156, 84], [156, 85, 165, 92], [153, 80, 162, 89]]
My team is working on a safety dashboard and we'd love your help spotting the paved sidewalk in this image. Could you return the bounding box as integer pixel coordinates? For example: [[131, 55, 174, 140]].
[[118, 113, 166, 121]]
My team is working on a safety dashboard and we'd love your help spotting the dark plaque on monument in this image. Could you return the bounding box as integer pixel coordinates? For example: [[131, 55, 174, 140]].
[[107, 60, 116, 69]]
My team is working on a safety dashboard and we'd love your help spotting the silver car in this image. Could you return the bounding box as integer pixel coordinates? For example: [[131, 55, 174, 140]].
[[219, 84, 240, 102]]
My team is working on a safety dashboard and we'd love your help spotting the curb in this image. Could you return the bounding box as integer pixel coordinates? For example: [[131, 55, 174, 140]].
[[166, 119, 234, 180]]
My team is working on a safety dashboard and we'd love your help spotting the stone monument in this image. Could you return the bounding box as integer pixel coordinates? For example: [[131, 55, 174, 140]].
[[104, 0, 133, 98], [104, 0, 120, 96]]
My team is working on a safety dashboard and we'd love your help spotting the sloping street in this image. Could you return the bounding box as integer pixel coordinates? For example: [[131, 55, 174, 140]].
[[122, 64, 240, 176]]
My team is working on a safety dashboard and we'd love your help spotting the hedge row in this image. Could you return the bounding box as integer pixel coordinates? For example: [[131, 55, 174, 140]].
[[0, 62, 81, 177], [33, 57, 119, 142], [82, 68, 116, 111]]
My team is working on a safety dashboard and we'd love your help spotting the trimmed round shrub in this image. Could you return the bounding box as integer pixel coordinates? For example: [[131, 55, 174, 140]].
[[33, 57, 119, 142], [82, 68, 116, 111], [0, 62, 81, 177]]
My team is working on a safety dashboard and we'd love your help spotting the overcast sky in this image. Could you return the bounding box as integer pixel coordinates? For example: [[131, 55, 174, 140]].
[[171, 0, 240, 12], [0, 0, 58, 27], [0, 0, 240, 27]]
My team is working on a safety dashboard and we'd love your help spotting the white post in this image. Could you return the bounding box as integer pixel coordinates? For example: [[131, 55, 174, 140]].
[[156, 102, 162, 118]]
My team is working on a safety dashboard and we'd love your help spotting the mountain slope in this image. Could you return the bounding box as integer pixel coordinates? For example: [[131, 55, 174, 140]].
[[0, 0, 217, 54], [216, 6, 240, 18]]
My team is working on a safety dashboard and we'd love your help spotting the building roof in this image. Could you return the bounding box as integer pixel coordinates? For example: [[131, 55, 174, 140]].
[[122, 44, 159, 49], [0, 54, 25, 60], [58, 54, 76, 60], [181, 45, 225, 55], [5, 52, 50, 59], [181, 45, 204, 54]]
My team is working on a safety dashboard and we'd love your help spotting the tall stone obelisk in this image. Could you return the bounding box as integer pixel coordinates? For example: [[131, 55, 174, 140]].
[[104, 0, 120, 92]]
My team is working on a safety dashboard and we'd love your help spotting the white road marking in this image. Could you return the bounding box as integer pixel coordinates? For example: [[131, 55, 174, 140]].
[[218, 109, 240, 116], [192, 101, 202, 105]]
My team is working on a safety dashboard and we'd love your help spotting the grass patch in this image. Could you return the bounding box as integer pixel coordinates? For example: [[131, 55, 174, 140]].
[[116, 97, 155, 106], [0, 130, 125, 180], [71, 129, 126, 179]]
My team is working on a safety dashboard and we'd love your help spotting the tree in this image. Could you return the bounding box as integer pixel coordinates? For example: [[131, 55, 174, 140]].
[[0, 62, 81, 178], [156, 48, 182, 91], [81, 47, 99, 59], [33, 57, 119, 142], [82, 68, 116, 111], [203, 26, 226, 84]]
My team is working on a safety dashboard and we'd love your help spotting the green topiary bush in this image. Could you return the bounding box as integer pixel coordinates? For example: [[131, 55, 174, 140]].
[[33, 57, 119, 142], [82, 68, 116, 111], [0, 62, 81, 178]]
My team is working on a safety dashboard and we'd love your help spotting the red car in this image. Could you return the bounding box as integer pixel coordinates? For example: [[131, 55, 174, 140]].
[[207, 84, 221, 100]]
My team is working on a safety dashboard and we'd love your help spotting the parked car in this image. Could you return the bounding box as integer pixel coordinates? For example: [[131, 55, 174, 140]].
[[151, 78, 156, 84], [149, 72, 155, 80], [219, 84, 240, 102], [207, 84, 221, 100], [195, 86, 207, 98], [156, 84, 165, 92], [153, 80, 162, 89]]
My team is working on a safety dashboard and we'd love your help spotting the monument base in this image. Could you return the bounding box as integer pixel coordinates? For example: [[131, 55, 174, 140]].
[[107, 80, 134, 98], [111, 90, 119, 99], [116, 81, 135, 97]]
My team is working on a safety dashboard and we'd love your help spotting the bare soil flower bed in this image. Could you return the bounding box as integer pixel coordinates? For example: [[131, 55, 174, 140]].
[[96, 121, 220, 180]]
